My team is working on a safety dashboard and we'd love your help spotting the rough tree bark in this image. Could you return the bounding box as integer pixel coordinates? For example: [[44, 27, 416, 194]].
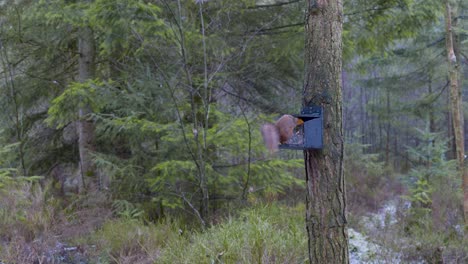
[[77, 25, 96, 193], [304, 0, 349, 263], [444, 0, 468, 225]]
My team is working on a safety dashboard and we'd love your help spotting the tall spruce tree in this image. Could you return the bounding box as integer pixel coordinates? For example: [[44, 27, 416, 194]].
[[77, 23, 97, 193], [304, 0, 349, 263]]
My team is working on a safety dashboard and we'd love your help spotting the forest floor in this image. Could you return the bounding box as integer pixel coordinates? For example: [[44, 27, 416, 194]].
[[0, 201, 403, 263], [1, 184, 466, 263]]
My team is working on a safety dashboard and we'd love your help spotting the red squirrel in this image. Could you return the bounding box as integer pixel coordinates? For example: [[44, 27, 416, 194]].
[[261, 115, 304, 152]]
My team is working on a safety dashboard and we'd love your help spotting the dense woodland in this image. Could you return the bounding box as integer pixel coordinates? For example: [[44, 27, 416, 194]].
[[0, 0, 467, 263]]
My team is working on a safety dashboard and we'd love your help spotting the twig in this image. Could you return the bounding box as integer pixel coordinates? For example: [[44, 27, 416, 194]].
[[178, 191, 206, 228]]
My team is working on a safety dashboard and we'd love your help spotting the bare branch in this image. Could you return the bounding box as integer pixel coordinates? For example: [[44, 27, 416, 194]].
[[178, 191, 206, 228]]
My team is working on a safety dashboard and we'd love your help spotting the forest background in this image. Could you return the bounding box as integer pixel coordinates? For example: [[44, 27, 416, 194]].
[[0, 0, 467, 263]]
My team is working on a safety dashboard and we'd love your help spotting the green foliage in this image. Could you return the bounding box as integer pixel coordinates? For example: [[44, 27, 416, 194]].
[[84, 217, 181, 262], [158, 203, 307, 263], [0, 173, 43, 189], [0, 141, 22, 182], [46, 79, 108, 129], [347, 132, 465, 263], [345, 1, 454, 168], [74, 203, 306, 263], [112, 199, 145, 220], [143, 109, 303, 212], [344, 0, 441, 58], [346, 141, 385, 176], [0, 0, 466, 263], [0, 168, 16, 188], [406, 177, 433, 208], [401, 129, 461, 236], [404, 130, 457, 208], [87, 0, 166, 57], [247, 159, 303, 194], [1, 0, 308, 223], [0, 142, 43, 186], [399, 224, 467, 263], [345, 141, 394, 213]]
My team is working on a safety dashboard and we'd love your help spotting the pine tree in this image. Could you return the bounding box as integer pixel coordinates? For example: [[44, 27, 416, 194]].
[[304, 0, 349, 263]]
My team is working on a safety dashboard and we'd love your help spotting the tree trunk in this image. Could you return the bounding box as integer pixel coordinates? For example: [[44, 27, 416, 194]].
[[447, 94, 455, 160], [174, 0, 209, 224], [304, 1, 349, 263], [77, 25, 96, 193], [0, 40, 27, 176], [444, 0, 468, 224], [385, 87, 391, 166]]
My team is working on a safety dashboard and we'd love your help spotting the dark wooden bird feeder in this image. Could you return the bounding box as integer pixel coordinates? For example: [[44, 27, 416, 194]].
[[279, 105, 323, 150]]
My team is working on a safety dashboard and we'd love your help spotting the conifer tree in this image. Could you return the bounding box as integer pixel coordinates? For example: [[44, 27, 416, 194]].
[[444, 0, 468, 225], [77, 22, 97, 193], [304, 0, 349, 263]]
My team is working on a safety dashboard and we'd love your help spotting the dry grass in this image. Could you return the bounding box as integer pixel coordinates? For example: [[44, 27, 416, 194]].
[[0, 182, 112, 263]]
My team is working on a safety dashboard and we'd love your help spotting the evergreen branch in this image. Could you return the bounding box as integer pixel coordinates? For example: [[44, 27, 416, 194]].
[[248, 22, 303, 34], [219, 85, 256, 105], [345, 6, 400, 16], [461, 52, 468, 65], [426, 37, 445, 48], [160, 0, 184, 53], [247, 0, 301, 9], [240, 105, 252, 200], [18, 60, 77, 86], [420, 80, 450, 106], [131, 26, 199, 172], [209, 194, 237, 201], [253, 29, 302, 36], [0, 54, 28, 71], [212, 157, 269, 169], [0, 38, 26, 176], [454, 15, 468, 20]]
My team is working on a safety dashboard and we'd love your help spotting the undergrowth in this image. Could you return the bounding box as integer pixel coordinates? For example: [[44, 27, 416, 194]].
[[0, 182, 59, 263], [157, 204, 307, 263], [0, 179, 308, 263], [78, 204, 307, 263], [1, 173, 465, 263]]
